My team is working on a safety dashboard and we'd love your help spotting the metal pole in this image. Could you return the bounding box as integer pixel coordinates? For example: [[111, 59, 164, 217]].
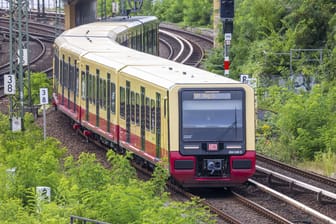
[[18, 0, 24, 125], [9, 0, 14, 130], [43, 104, 46, 140], [25, 0, 32, 107]]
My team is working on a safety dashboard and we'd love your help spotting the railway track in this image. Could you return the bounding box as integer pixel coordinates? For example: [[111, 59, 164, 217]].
[[158, 23, 213, 67], [0, 15, 60, 99], [250, 154, 336, 223], [1, 9, 335, 224]]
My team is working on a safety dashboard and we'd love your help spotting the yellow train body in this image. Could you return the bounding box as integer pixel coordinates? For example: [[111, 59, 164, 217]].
[[53, 16, 256, 187]]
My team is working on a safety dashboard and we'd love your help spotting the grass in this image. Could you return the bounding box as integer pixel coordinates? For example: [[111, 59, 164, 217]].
[[297, 150, 336, 178]]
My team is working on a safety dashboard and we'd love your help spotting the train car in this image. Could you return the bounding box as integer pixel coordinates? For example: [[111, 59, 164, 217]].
[[53, 16, 256, 188]]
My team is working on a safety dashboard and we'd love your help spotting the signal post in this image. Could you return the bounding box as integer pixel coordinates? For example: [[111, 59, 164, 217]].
[[220, 0, 234, 76]]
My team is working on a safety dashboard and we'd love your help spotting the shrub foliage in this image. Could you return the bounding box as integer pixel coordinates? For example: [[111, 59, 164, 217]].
[[0, 114, 215, 223]]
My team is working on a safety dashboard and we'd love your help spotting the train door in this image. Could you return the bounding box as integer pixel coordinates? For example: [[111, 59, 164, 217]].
[[161, 93, 169, 158]]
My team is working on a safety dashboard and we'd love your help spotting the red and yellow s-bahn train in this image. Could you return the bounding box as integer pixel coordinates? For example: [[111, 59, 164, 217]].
[[53, 16, 256, 187]]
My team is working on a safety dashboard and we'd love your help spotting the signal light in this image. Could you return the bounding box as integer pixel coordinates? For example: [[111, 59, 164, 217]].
[[220, 0, 234, 19]]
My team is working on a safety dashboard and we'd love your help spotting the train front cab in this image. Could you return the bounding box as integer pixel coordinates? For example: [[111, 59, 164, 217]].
[[169, 84, 256, 187]]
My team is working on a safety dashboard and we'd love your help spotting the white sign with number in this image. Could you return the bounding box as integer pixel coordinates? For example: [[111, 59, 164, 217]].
[[4, 74, 16, 95], [17, 49, 28, 66], [40, 88, 48, 105]]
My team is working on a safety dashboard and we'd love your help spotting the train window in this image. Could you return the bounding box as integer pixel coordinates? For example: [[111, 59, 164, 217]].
[[120, 87, 125, 119], [141, 87, 145, 133], [143, 26, 147, 53], [54, 53, 59, 85], [148, 27, 153, 54], [126, 81, 131, 125], [111, 82, 116, 114], [154, 24, 158, 55], [136, 29, 141, 51], [91, 74, 94, 104], [151, 99, 155, 132], [156, 93, 161, 131], [65, 60, 69, 89], [103, 80, 107, 109], [164, 98, 167, 118], [93, 73, 96, 105], [156, 93, 161, 154], [136, 93, 140, 126], [131, 33, 135, 49], [81, 71, 86, 100], [69, 58, 73, 91], [99, 78, 103, 108], [181, 90, 244, 142], [123, 34, 128, 46], [76, 67, 79, 96], [145, 97, 150, 130], [60, 55, 64, 85], [63, 58, 67, 88], [88, 75, 92, 103], [131, 91, 135, 124]]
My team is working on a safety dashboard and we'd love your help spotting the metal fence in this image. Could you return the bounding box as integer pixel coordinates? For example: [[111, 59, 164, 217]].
[[70, 215, 111, 224]]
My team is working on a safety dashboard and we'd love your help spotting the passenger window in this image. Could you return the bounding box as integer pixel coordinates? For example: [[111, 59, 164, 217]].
[[131, 91, 135, 124], [60, 55, 64, 85], [145, 97, 150, 130], [68, 57, 72, 90], [88, 75, 92, 103], [92, 73, 96, 105], [111, 83, 116, 114], [54, 52, 59, 84], [75, 60, 79, 96], [136, 93, 140, 125], [81, 71, 86, 99], [120, 87, 125, 119], [99, 78, 103, 107], [151, 99, 155, 132], [103, 80, 107, 109], [156, 93, 161, 134]]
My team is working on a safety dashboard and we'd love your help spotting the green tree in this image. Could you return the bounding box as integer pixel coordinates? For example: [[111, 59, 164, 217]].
[[183, 0, 212, 26], [24, 72, 52, 105]]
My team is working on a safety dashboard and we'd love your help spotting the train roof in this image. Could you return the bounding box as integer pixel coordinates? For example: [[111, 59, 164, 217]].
[[55, 16, 240, 89]]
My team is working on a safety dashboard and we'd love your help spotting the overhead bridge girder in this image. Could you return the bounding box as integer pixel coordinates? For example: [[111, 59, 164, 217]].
[[63, 0, 96, 30]]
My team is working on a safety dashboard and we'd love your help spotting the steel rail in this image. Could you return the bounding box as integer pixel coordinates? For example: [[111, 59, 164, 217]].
[[159, 29, 185, 62], [257, 165, 336, 200], [257, 154, 336, 187], [231, 191, 293, 224], [158, 37, 174, 60], [249, 178, 336, 224]]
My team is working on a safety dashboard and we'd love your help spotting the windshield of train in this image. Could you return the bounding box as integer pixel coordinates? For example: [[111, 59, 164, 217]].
[[181, 90, 244, 142]]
